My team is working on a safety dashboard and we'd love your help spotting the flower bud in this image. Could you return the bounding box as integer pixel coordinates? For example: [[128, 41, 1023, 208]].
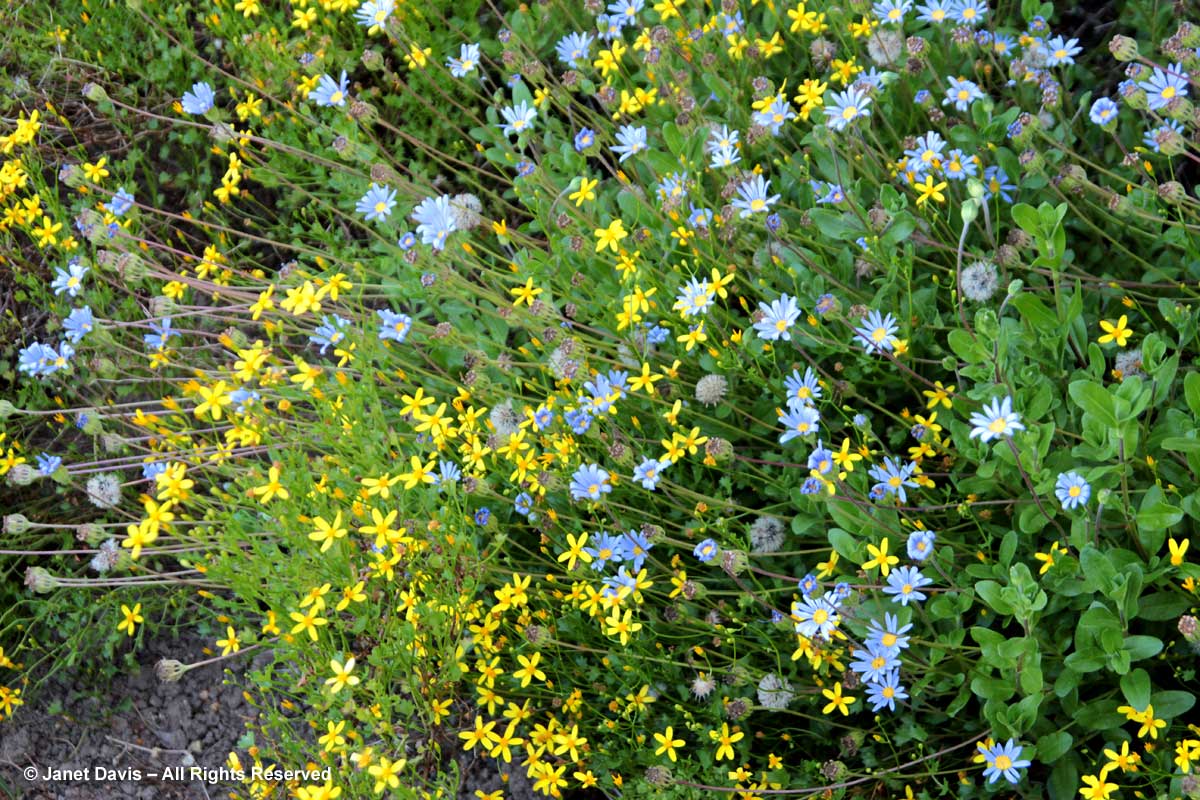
[[644, 766, 672, 787], [705, 437, 734, 464], [0, 400, 17, 419], [1158, 180, 1187, 205], [3, 514, 31, 535], [82, 414, 104, 436], [1109, 35, 1139, 61], [24, 567, 59, 593], [58, 163, 85, 188], [361, 49, 383, 71], [720, 549, 748, 577], [156, 659, 189, 682], [6, 464, 35, 486], [1018, 148, 1045, 175], [83, 82, 109, 103]]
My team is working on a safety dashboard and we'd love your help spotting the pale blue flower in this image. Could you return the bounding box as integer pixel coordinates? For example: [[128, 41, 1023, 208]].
[[753, 294, 801, 341], [498, 100, 537, 137], [51, 260, 88, 298], [981, 739, 1030, 785], [825, 86, 872, 131], [356, 183, 397, 222], [907, 529, 936, 561], [853, 310, 899, 355], [570, 463, 611, 501], [967, 395, 1024, 443], [311, 71, 350, 107], [866, 670, 908, 711], [181, 82, 215, 115], [611, 124, 648, 162], [1140, 62, 1189, 110], [556, 32, 595, 66], [62, 306, 94, 343], [1054, 471, 1090, 510], [376, 309, 412, 342], [694, 538, 718, 563], [1045, 35, 1082, 67], [884, 565, 932, 605], [731, 174, 780, 217]]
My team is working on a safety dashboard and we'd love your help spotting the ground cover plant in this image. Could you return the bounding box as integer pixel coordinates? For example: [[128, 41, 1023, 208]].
[[3, 0, 1200, 798]]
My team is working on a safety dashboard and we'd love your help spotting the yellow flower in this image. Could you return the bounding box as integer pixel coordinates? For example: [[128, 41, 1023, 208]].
[[1168, 536, 1190, 566], [569, 175, 598, 206], [288, 607, 328, 641], [216, 626, 241, 655], [405, 44, 433, 70], [594, 219, 628, 253], [509, 277, 544, 307], [1033, 541, 1064, 575], [397, 455, 436, 489], [33, 215, 62, 248], [1078, 772, 1118, 800], [250, 464, 289, 504], [117, 603, 143, 637], [708, 722, 743, 761], [1102, 740, 1140, 773], [512, 652, 546, 687], [326, 658, 360, 694], [458, 715, 499, 752], [862, 537, 899, 576], [1098, 315, 1133, 346], [121, 520, 157, 560], [82, 158, 110, 183], [194, 380, 232, 420], [914, 175, 948, 207], [367, 756, 406, 793], [821, 682, 856, 715], [309, 511, 348, 553], [628, 362, 662, 395], [291, 6, 317, 28], [557, 532, 592, 571], [604, 607, 642, 646], [653, 726, 685, 762]]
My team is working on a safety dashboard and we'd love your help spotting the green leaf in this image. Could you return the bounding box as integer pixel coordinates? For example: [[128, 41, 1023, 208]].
[[1137, 486, 1182, 554], [1151, 690, 1196, 719], [662, 121, 684, 156], [1047, 759, 1079, 800], [1012, 202, 1040, 236], [1078, 546, 1115, 593], [1119, 668, 1150, 710], [998, 530, 1017, 568], [1036, 731, 1072, 763], [1137, 591, 1191, 621], [1185, 371, 1200, 418], [827, 528, 863, 563], [971, 675, 1015, 701], [1074, 698, 1122, 731], [975, 580, 1013, 616], [1068, 380, 1117, 428], [1161, 436, 1200, 452], [1122, 635, 1163, 662], [809, 208, 858, 241], [1011, 293, 1059, 332], [947, 329, 988, 364]]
